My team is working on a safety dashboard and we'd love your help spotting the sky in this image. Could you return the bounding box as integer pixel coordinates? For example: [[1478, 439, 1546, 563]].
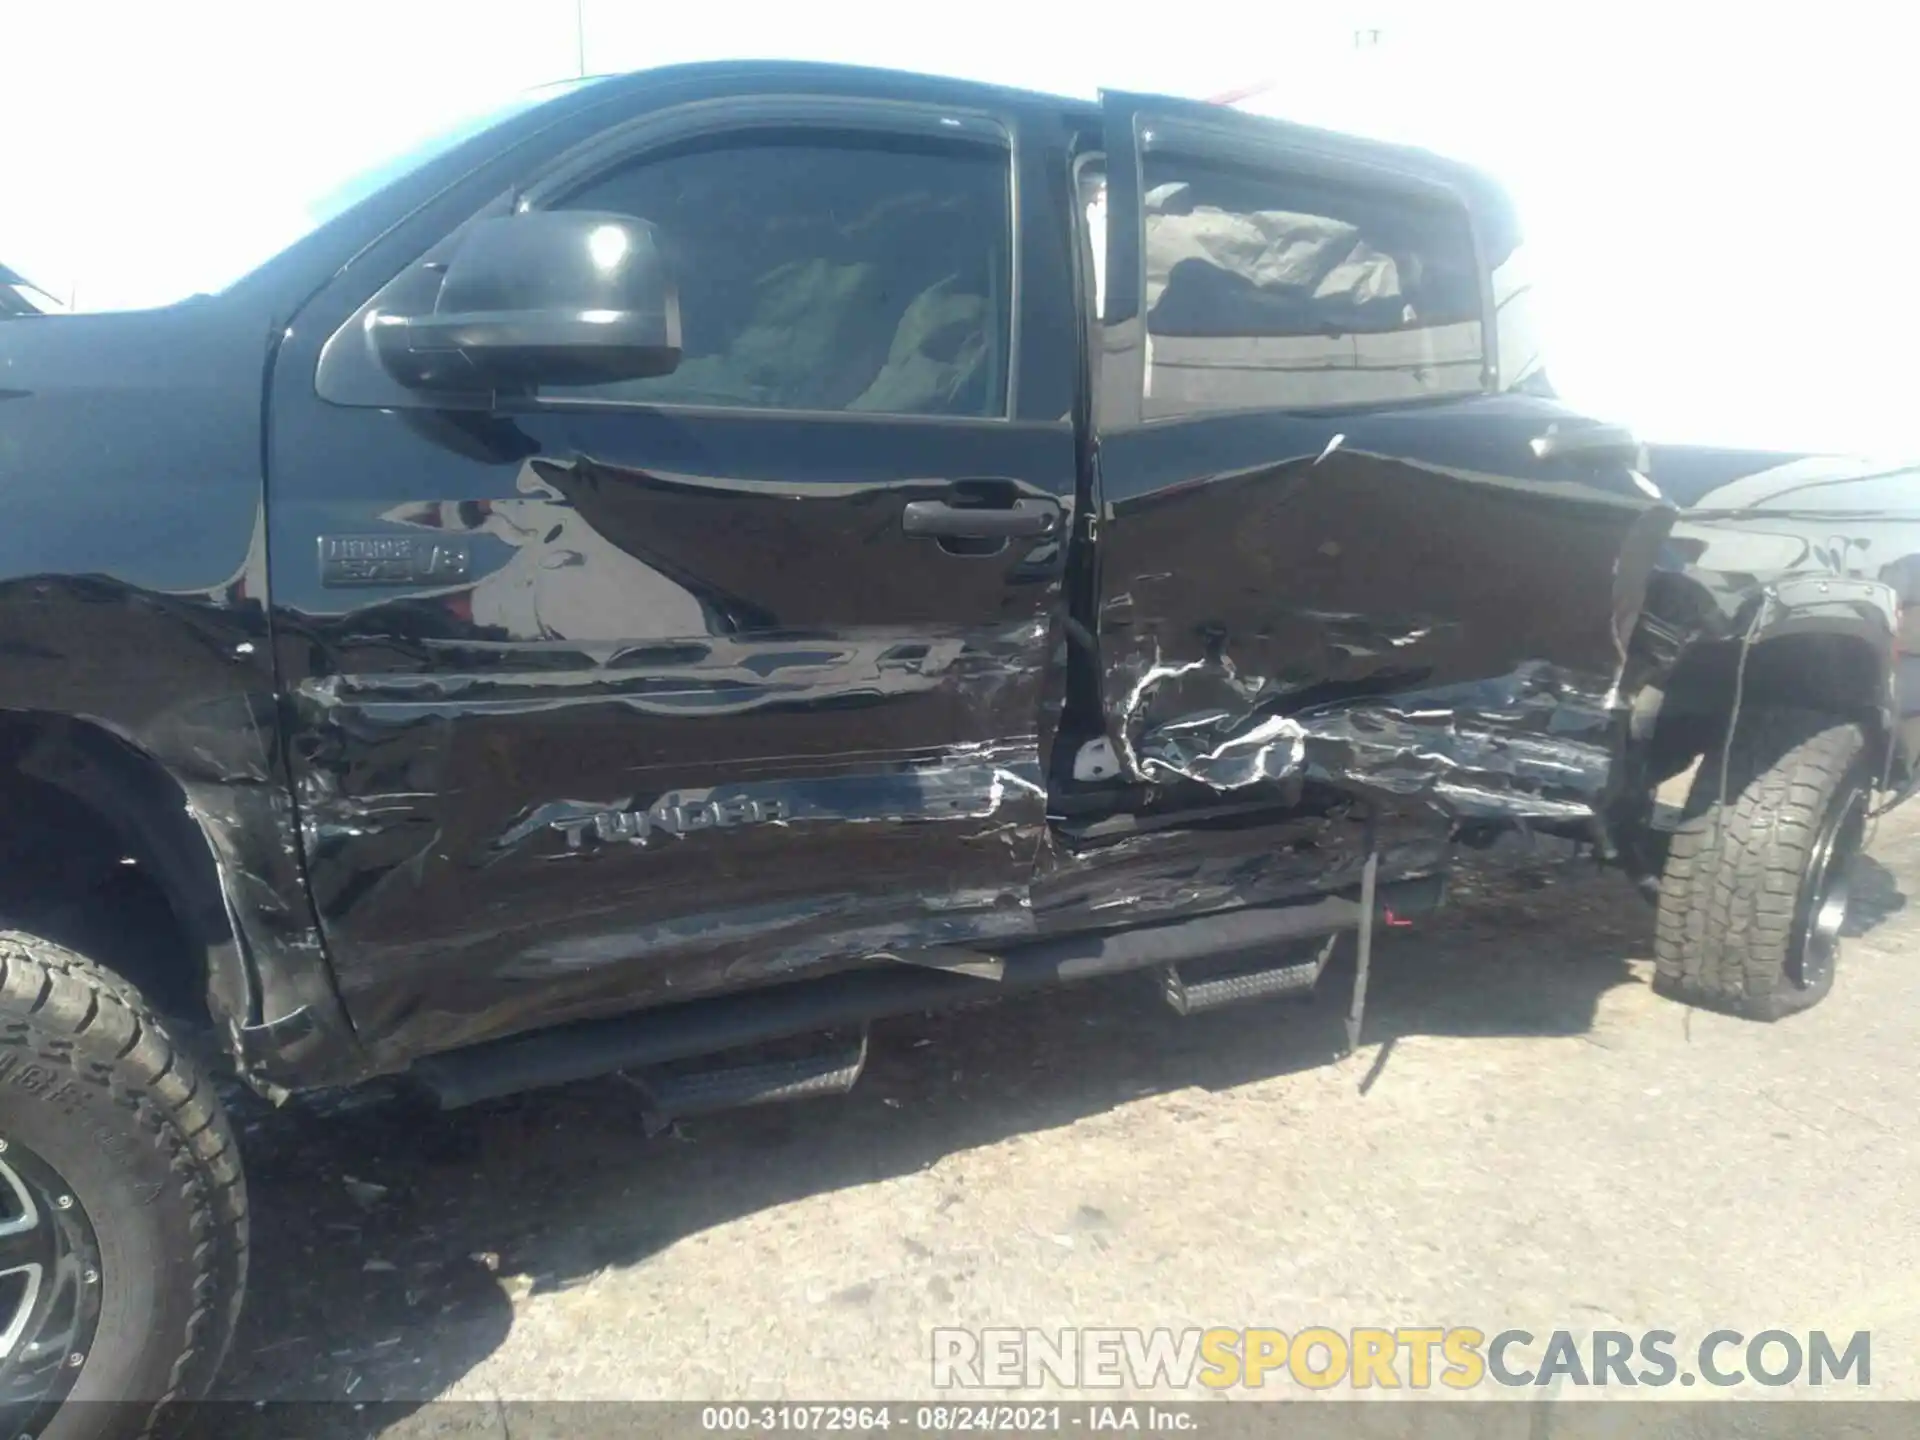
[[5, 0, 1916, 457]]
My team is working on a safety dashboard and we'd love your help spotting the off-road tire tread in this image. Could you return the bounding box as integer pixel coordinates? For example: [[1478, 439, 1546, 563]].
[[1654, 707, 1864, 1020], [0, 929, 246, 1433]]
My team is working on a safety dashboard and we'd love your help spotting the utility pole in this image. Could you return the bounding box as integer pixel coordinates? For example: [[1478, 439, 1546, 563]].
[[574, 0, 587, 77]]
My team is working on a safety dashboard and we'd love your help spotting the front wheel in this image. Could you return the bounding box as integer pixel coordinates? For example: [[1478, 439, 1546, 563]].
[[0, 933, 247, 1439], [1653, 708, 1872, 1020]]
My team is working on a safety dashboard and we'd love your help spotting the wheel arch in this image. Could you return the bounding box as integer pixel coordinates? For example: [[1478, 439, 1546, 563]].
[[0, 710, 254, 1031], [1636, 582, 1901, 791], [0, 708, 370, 1091]]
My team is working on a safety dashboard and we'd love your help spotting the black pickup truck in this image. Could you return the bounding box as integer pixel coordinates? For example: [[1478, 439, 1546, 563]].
[[1, 61, 1915, 1434]]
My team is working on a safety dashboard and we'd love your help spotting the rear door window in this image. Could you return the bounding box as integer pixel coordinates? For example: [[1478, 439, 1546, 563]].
[[1138, 155, 1486, 418]]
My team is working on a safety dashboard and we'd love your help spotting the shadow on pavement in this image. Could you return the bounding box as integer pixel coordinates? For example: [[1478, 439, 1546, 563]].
[[204, 855, 1906, 1429], [1847, 853, 1907, 934]]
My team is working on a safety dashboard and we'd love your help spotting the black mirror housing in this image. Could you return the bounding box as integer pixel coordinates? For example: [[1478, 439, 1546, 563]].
[[373, 211, 681, 392]]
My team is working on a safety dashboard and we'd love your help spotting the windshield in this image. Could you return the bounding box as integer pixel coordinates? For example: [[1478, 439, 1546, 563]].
[[0, 262, 66, 317], [216, 75, 607, 299], [40, 77, 604, 312], [297, 77, 604, 239]]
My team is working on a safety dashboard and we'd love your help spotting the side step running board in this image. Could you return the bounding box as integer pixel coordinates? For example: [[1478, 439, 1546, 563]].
[[626, 1031, 868, 1130], [414, 871, 1445, 1108], [1162, 935, 1338, 1015]]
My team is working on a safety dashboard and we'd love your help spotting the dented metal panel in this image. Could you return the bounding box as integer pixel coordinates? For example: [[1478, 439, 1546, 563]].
[[1090, 91, 1674, 824], [268, 423, 1073, 1060], [1091, 409, 1669, 821], [1031, 783, 1449, 928], [250, 67, 1095, 1067], [0, 303, 363, 1088]]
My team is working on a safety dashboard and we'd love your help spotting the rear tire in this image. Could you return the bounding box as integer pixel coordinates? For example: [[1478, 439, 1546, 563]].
[[0, 931, 246, 1439], [1654, 708, 1872, 1020]]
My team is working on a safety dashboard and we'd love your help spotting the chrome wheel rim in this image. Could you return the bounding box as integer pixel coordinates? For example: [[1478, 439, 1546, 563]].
[[0, 1138, 101, 1424], [1794, 784, 1868, 990]]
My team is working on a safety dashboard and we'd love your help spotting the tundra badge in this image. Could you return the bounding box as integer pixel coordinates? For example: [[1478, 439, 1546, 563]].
[[319, 534, 471, 587]]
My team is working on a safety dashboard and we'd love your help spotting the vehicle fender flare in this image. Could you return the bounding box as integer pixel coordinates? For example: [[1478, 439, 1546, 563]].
[[1731, 574, 1901, 783], [0, 709, 370, 1091]]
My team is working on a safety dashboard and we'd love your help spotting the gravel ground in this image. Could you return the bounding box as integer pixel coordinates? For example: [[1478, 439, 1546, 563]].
[[204, 806, 1920, 1432]]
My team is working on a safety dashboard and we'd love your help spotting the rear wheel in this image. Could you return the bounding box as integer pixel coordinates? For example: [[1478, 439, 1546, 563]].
[[1654, 708, 1872, 1020], [0, 932, 246, 1440]]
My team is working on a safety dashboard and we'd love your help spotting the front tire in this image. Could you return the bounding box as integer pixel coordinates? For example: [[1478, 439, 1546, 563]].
[[0, 932, 247, 1439], [1654, 708, 1872, 1020]]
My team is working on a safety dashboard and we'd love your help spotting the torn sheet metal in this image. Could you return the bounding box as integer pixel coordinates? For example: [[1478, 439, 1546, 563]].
[[1090, 413, 1675, 821], [1288, 684, 1611, 822], [1116, 635, 1616, 822], [1115, 654, 1305, 788], [1103, 444, 1920, 832]]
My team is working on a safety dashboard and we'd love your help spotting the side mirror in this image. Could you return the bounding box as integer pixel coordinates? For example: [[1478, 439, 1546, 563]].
[[372, 211, 681, 392]]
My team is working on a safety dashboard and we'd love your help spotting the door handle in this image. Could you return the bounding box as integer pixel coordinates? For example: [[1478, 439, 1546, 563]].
[[901, 498, 1059, 540]]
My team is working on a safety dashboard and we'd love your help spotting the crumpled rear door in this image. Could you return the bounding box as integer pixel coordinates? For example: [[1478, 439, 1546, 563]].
[[1092, 91, 1673, 822]]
